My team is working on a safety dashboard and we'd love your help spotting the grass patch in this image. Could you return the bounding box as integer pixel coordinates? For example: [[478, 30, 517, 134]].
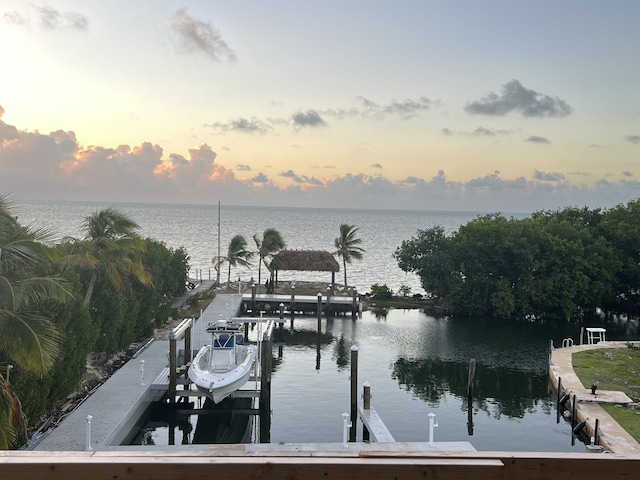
[[601, 404, 640, 443], [572, 347, 640, 402], [573, 346, 640, 443]]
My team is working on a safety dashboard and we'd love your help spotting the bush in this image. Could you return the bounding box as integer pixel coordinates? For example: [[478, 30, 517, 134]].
[[370, 283, 393, 299]]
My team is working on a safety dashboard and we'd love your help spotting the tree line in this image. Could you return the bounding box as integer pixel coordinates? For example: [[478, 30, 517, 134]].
[[394, 199, 640, 322], [0, 196, 188, 449]]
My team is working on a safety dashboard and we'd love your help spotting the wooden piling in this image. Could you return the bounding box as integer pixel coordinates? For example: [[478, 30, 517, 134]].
[[352, 289, 357, 316], [251, 283, 257, 316], [363, 382, 371, 442], [259, 322, 273, 443], [467, 396, 474, 436], [184, 326, 191, 364], [556, 377, 562, 423], [169, 334, 177, 404], [467, 358, 476, 397], [317, 292, 322, 331], [580, 326, 584, 345], [350, 345, 358, 442], [290, 285, 296, 316]]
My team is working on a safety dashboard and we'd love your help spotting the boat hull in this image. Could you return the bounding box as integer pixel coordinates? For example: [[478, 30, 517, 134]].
[[188, 344, 256, 403]]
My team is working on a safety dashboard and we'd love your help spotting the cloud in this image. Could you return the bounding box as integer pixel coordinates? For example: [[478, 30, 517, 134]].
[[622, 171, 633, 177], [2, 110, 640, 213], [472, 127, 497, 137], [3, 11, 29, 26], [442, 126, 511, 137], [624, 135, 640, 145], [526, 135, 551, 144], [291, 110, 326, 128], [279, 169, 323, 185], [206, 117, 274, 135], [280, 169, 304, 183], [533, 170, 565, 182], [170, 8, 236, 62], [235, 164, 251, 171], [465, 80, 573, 118], [358, 96, 433, 120], [371, 163, 383, 169], [4, 5, 88, 30], [251, 172, 269, 183]]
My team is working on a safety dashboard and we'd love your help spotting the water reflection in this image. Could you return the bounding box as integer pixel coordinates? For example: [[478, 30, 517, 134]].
[[392, 357, 551, 419]]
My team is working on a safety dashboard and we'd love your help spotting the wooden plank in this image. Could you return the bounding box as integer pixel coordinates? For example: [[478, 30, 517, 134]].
[[0, 454, 504, 480], [358, 407, 395, 442], [3, 451, 640, 480]]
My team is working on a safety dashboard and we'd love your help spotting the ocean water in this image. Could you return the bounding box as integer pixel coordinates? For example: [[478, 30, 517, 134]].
[[13, 200, 494, 295]]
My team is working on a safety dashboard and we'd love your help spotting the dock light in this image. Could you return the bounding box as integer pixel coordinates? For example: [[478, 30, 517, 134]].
[[559, 393, 570, 406]]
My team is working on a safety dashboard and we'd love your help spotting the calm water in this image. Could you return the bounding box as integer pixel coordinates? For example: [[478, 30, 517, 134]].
[[14, 200, 498, 295], [138, 309, 638, 452], [14, 200, 636, 451]]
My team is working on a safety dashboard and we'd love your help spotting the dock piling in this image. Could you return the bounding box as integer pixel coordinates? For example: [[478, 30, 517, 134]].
[[363, 382, 371, 442], [251, 283, 257, 315], [350, 345, 358, 442]]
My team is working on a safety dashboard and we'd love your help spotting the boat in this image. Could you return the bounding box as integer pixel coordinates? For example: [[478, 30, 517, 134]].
[[188, 319, 256, 404]]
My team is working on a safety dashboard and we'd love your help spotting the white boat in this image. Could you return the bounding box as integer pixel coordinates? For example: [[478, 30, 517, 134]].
[[188, 320, 256, 404]]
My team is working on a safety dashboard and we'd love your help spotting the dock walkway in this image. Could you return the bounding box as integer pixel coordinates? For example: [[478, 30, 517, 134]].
[[549, 342, 640, 455]]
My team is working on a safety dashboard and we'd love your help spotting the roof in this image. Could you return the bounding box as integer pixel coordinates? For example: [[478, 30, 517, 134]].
[[269, 250, 340, 272]]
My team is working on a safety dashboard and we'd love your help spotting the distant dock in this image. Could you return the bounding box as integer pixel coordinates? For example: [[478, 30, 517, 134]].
[[242, 292, 360, 315]]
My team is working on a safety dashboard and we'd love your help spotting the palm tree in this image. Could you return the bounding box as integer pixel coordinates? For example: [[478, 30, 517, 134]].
[[64, 208, 152, 305], [226, 235, 253, 285], [0, 194, 71, 448], [253, 228, 285, 290], [334, 223, 365, 288], [213, 235, 254, 285]]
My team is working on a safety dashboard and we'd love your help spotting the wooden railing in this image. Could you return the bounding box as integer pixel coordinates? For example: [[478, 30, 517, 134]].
[[2, 450, 640, 480]]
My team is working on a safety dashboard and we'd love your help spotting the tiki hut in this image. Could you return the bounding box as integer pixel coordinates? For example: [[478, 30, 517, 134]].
[[269, 250, 340, 290]]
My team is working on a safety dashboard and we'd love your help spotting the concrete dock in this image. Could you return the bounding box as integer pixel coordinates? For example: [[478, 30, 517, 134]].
[[549, 342, 640, 455], [32, 292, 243, 451]]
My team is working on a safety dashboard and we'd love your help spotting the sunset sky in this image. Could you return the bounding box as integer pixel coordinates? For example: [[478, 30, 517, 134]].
[[1, 1, 639, 212]]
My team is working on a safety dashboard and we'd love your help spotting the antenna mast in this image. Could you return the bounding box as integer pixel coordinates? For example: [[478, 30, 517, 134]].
[[217, 200, 221, 285]]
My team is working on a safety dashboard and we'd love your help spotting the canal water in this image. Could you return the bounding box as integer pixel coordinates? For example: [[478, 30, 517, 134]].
[[132, 309, 639, 451]]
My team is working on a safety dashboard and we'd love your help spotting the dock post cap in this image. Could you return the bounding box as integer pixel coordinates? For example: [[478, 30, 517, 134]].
[[351, 345, 358, 351], [363, 381, 370, 387]]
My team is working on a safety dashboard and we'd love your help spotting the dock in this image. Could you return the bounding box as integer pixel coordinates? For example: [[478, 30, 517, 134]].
[[548, 342, 640, 455]]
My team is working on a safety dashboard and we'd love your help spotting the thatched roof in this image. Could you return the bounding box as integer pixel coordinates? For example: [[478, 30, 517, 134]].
[[269, 250, 340, 272]]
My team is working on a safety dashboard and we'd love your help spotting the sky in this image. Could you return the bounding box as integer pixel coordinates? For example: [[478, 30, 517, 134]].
[[1, 1, 639, 213]]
